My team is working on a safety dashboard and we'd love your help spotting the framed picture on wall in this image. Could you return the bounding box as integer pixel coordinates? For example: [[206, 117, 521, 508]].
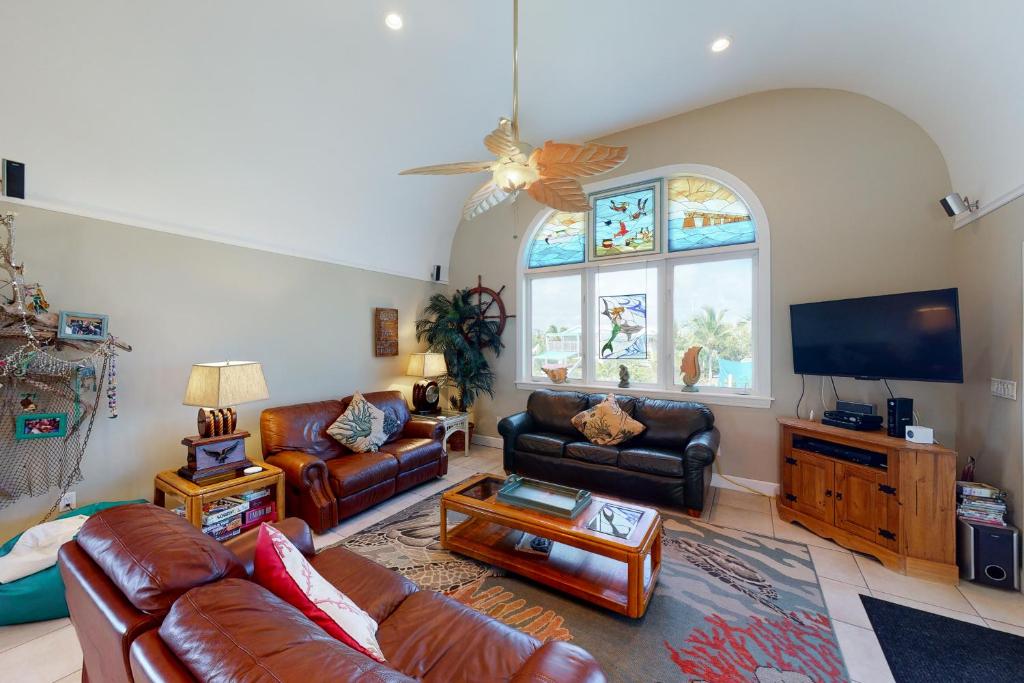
[[589, 181, 660, 260], [374, 307, 399, 356]]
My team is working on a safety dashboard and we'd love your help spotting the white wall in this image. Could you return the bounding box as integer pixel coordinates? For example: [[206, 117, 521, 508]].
[[0, 202, 438, 539], [448, 89, 958, 485]]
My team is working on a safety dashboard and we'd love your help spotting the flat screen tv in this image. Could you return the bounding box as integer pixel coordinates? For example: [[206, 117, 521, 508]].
[[790, 288, 963, 382]]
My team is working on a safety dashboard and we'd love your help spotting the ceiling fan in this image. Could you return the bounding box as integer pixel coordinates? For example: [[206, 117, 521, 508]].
[[399, 0, 628, 221]]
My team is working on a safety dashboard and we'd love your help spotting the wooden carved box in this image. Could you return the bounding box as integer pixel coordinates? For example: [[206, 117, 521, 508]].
[[374, 307, 399, 357], [179, 431, 253, 482]]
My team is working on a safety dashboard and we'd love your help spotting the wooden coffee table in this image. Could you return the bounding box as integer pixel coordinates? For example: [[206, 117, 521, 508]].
[[440, 473, 661, 618]]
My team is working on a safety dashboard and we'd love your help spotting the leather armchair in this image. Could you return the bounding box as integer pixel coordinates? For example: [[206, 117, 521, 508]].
[[261, 391, 447, 533], [499, 389, 720, 516]]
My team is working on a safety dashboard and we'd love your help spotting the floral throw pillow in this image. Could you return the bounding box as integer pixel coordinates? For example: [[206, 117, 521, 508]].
[[327, 392, 387, 453], [571, 394, 646, 446]]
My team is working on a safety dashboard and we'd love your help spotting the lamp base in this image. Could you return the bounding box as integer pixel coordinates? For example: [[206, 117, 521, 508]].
[[197, 407, 237, 437]]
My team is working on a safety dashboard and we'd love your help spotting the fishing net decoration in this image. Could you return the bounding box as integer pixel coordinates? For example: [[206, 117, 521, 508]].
[[0, 211, 129, 522]]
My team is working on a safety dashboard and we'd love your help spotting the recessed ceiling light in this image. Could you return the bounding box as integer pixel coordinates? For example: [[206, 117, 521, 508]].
[[385, 13, 403, 30], [710, 36, 731, 53]]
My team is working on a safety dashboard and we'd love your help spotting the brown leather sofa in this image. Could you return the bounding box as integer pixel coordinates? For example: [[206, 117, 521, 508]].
[[260, 390, 446, 533], [58, 503, 606, 683], [499, 390, 720, 517]]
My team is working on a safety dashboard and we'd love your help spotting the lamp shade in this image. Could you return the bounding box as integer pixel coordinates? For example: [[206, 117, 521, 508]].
[[182, 361, 269, 408], [406, 352, 446, 378]]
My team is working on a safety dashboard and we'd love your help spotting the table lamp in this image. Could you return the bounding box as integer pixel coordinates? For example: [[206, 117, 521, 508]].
[[407, 352, 446, 414], [180, 361, 269, 482]]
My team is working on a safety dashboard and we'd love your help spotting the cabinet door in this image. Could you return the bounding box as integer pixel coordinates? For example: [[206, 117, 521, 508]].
[[783, 449, 835, 523], [835, 462, 897, 549]]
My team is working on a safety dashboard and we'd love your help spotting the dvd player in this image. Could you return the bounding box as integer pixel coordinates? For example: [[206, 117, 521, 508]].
[[792, 434, 887, 469], [823, 410, 883, 431]]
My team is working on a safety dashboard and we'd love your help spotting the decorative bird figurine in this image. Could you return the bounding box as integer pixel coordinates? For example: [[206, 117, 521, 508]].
[[400, 118, 628, 221]]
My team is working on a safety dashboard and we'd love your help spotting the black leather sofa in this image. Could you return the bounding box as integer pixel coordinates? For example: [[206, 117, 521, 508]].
[[498, 389, 720, 516]]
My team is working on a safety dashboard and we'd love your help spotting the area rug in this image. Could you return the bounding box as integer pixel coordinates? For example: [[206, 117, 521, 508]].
[[332, 491, 849, 682], [861, 595, 1024, 683]]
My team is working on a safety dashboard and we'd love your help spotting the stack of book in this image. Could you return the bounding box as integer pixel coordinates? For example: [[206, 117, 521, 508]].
[[173, 488, 278, 541], [957, 481, 1009, 527]]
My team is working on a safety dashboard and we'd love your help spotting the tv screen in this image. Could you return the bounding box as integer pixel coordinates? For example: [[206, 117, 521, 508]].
[[790, 288, 963, 382]]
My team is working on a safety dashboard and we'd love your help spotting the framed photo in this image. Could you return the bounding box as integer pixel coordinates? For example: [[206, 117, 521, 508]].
[[589, 181, 660, 260], [15, 412, 68, 440], [57, 311, 109, 341]]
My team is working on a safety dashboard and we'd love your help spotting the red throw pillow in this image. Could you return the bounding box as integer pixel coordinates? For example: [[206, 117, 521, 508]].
[[252, 523, 385, 663]]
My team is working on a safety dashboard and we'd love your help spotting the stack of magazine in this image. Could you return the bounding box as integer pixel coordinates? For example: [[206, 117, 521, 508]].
[[957, 481, 1009, 527], [173, 488, 277, 541]]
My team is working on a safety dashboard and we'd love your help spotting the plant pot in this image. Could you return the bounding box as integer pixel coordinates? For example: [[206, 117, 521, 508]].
[[447, 422, 475, 452]]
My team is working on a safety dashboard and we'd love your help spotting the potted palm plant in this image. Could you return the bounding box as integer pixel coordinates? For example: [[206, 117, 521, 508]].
[[415, 289, 504, 448]]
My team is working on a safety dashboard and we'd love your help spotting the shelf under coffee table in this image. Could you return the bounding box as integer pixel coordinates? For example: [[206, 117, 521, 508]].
[[440, 473, 662, 618]]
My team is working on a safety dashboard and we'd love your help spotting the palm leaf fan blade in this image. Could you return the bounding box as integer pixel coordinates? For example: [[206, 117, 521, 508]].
[[462, 180, 512, 221], [484, 118, 522, 157], [399, 161, 495, 175], [532, 141, 629, 178], [527, 177, 589, 212]]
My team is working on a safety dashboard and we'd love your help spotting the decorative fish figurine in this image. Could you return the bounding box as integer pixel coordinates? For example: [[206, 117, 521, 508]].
[[681, 345, 702, 392]]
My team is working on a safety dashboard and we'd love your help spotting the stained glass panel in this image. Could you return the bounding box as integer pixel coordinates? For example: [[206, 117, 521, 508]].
[[598, 293, 648, 359], [527, 211, 585, 268], [591, 184, 657, 259], [667, 176, 756, 252]]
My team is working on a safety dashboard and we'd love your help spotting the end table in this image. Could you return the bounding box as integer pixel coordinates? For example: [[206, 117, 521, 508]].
[[411, 410, 470, 458], [153, 461, 285, 531]]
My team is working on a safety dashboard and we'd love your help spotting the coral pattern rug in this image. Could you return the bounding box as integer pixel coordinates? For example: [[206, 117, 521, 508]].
[[333, 490, 849, 682]]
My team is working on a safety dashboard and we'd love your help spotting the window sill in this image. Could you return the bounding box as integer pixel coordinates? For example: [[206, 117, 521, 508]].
[[514, 381, 774, 409]]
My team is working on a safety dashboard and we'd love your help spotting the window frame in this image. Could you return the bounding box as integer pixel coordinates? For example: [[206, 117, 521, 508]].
[[516, 163, 772, 409]]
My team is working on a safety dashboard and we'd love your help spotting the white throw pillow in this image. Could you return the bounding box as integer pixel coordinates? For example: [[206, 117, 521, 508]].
[[327, 392, 388, 453]]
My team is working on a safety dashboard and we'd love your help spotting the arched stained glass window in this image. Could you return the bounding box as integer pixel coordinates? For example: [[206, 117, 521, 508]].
[[667, 176, 755, 252], [527, 211, 585, 268]]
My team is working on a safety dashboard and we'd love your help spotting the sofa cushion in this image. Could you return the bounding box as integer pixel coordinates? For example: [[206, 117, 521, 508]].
[[515, 432, 574, 457], [260, 398, 349, 459], [253, 524, 385, 663], [75, 504, 246, 616], [565, 441, 620, 467], [310, 546, 418, 624], [381, 438, 442, 473], [377, 590, 541, 682], [634, 398, 714, 448], [326, 451, 399, 497], [570, 394, 645, 446], [618, 446, 684, 477], [526, 389, 590, 435], [160, 579, 413, 682], [328, 392, 389, 453]]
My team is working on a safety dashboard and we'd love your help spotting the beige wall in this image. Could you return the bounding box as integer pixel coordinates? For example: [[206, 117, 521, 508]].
[[449, 89, 958, 485], [0, 202, 438, 539], [954, 197, 1024, 529]]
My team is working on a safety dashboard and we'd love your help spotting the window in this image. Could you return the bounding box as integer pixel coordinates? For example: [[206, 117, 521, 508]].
[[520, 165, 771, 407]]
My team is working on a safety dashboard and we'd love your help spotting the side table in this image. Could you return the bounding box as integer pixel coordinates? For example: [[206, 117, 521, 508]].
[[411, 410, 470, 458], [153, 462, 286, 531]]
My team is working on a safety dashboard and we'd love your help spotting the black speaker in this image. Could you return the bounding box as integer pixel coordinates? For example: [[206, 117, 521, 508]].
[[2, 160, 25, 199], [959, 518, 1020, 590], [430, 265, 442, 282], [887, 397, 913, 437]]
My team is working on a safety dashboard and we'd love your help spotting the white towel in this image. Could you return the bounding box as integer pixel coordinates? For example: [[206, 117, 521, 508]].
[[0, 515, 89, 583]]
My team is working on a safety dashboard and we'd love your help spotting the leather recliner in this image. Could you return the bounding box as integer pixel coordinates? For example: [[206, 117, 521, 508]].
[[260, 390, 446, 533], [58, 503, 606, 683], [498, 389, 720, 516]]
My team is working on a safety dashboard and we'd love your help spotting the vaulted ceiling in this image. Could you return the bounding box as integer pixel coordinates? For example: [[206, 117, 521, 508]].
[[2, 1, 1021, 280]]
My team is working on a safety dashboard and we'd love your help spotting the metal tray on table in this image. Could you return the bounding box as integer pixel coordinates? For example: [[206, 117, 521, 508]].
[[496, 474, 592, 519]]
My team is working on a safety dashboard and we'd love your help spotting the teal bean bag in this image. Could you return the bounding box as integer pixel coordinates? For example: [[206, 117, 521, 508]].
[[0, 499, 146, 626]]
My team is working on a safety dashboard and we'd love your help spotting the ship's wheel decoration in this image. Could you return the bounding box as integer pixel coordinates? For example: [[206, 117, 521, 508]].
[[467, 275, 514, 339]]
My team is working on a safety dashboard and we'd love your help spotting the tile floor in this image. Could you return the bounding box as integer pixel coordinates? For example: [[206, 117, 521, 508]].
[[3, 445, 1023, 683]]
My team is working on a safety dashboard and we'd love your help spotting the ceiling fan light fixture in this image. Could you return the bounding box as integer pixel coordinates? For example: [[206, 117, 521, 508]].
[[385, 13, 403, 30], [711, 36, 731, 52], [493, 160, 538, 192]]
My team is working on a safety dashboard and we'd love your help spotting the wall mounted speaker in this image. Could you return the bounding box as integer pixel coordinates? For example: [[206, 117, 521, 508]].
[[1, 160, 25, 199], [430, 265, 442, 281]]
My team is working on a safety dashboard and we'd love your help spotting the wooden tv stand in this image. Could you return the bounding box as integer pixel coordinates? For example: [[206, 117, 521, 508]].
[[777, 417, 957, 583]]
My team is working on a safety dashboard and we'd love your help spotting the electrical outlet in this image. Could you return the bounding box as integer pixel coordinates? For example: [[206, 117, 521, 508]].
[[59, 491, 77, 511], [991, 378, 1017, 400]]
